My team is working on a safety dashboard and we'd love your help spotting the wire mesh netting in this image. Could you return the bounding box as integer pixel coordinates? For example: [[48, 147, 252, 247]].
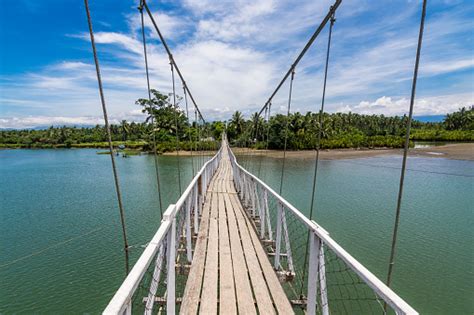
[[237, 166, 399, 315], [129, 194, 197, 314]]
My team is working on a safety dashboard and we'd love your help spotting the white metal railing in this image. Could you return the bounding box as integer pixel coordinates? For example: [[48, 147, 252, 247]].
[[227, 142, 418, 315], [104, 137, 417, 315], [103, 145, 222, 315]]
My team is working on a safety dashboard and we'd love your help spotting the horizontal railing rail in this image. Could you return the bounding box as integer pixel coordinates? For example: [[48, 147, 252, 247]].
[[227, 142, 418, 315], [104, 144, 223, 315]]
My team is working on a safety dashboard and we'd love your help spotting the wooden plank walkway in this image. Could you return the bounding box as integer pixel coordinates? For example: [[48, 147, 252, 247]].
[[180, 145, 294, 315]]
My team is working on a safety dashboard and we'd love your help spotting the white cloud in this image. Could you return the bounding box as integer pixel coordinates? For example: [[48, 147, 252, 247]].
[[127, 10, 189, 41], [1, 0, 473, 127], [422, 59, 474, 76], [335, 93, 474, 116], [0, 110, 147, 129]]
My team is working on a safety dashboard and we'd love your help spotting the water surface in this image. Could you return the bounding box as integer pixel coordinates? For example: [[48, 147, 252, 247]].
[[0, 149, 472, 314]]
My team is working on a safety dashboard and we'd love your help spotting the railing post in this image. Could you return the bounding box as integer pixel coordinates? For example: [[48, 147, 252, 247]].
[[242, 175, 247, 204], [166, 218, 176, 314], [246, 178, 252, 209], [251, 180, 256, 217], [186, 199, 193, 262], [319, 245, 329, 315], [259, 185, 266, 238], [264, 189, 273, 241], [274, 201, 283, 269], [194, 184, 199, 233], [124, 301, 131, 315], [282, 209, 294, 274], [307, 231, 321, 315]]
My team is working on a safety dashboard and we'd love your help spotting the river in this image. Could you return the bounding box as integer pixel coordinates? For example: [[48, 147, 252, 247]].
[[0, 148, 472, 314]]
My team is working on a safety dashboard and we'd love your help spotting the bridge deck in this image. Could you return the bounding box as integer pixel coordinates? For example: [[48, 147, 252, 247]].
[[180, 146, 294, 314]]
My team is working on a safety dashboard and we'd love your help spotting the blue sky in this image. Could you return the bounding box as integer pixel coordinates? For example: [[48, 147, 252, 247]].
[[0, 0, 473, 128]]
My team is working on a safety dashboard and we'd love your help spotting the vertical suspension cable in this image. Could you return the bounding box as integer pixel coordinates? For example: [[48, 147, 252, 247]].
[[170, 59, 182, 194], [300, 13, 335, 296], [257, 106, 268, 178], [182, 83, 195, 176], [84, 0, 129, 275], [386, 0, 427, 290], [253, 112, 261, 175], [279, 67, 296, 196], [196, 118, 204, 168], [265, 102, 272, 151], [139, 2, 163, 217], [194, 108, 200, 169], [308, 13, 334, 222]]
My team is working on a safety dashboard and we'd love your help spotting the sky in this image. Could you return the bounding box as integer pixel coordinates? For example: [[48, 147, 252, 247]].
[[0, 0, 473, 128]]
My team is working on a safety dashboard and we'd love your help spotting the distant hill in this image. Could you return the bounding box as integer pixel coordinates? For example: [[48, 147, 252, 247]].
[[0, 124, 98, 131]]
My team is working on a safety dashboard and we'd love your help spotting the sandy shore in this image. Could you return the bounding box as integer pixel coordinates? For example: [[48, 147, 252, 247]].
[[164, 143, 473, 161]]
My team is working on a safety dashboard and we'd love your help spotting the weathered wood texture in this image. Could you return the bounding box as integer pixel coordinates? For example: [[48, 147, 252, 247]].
[[180, 145, 294, 315]]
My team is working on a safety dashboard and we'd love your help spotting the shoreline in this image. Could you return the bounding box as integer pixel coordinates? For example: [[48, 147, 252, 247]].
[[2, 143, 472, 161], [164, 143, 473, 161]]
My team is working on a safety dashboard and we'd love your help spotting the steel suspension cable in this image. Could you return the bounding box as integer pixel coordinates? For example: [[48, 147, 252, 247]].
[[84, 0, 129, 275], [386, 0, 428, 291], [278, 67, 296, 196], [257, 1, 341, 118], [300, 13, 336, 296], [170, 61, 182, 194], [142, 0, 206, 124], [138, 3, 163, 217]]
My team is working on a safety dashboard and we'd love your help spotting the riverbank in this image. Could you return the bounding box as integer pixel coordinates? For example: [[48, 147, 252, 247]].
[[2, 142, 472, 161], [227, 143, 474, 161]]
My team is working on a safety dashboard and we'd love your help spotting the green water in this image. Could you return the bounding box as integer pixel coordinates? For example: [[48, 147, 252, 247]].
[[0, 149, 473, 314]]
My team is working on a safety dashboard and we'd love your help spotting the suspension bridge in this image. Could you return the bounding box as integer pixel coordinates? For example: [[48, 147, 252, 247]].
[[83, 0, 427, 313]]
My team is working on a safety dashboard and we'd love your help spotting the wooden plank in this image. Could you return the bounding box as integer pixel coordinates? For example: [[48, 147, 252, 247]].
[[224, 193, 257, 315], [218, 179, 237, 314], [182, 147, 292, 315], [179, 180, 215, 314], [230, 193, 295, 314], [229, 189, 276, 314], [199, 184, 219, 313]]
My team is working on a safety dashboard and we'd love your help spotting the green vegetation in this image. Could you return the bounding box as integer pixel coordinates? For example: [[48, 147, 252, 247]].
[[1, 90, 472, 151], [0, 90, 219, 152], [227, 106, 473, 150]]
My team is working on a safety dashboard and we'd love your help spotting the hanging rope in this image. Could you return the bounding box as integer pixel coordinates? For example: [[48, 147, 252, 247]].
[[84, 0, 129, 275], [300, 12, 336, 297], [386, 0, 428, 291], [278, 67, 296, 196], [170, 59, 182, 194], [138, 2, 163, 217]]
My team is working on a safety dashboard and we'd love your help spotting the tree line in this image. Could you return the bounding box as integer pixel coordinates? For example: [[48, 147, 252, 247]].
[[1, 90, 472, 151], [227, 106, 473, 150]]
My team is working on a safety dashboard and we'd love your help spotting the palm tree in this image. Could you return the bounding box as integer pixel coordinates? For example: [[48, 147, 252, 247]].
[[120, 120, 130, 141], [230, 111, 245, 135]]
